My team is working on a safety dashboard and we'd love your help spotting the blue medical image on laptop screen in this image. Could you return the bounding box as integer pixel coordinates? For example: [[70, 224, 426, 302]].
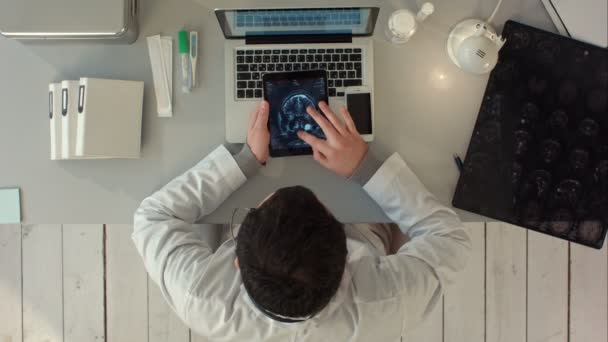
[[265, 76, 327, 151], [217, 8, 377, 37]]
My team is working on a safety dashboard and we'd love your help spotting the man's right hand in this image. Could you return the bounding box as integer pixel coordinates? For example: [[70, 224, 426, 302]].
[[247, 100, 270, 164], [297, 101, 368, 178]]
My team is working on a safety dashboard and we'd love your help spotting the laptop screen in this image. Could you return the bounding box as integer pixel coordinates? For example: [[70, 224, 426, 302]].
[[215, 7, 379, 39]]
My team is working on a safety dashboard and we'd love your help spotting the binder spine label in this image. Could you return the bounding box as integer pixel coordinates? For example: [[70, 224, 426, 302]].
[[78, 85, 85, 113], [49, 91, 53, 119], [62, 89, 68, 116]]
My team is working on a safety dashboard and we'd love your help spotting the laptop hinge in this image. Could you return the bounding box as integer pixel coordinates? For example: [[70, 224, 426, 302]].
[[246, 34, 352, 45]]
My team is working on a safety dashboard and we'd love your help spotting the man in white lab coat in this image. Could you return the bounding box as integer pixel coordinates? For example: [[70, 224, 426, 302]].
[[133, 101, 471, 342]]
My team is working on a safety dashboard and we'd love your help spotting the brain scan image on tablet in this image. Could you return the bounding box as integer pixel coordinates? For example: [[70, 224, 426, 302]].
[[278, 92, 325, 148], [264, 71, 328, 156]]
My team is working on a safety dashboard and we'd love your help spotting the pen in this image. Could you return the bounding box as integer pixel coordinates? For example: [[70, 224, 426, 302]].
[[190, 31, 199, 88], [453, 153, 464, 173], [178, 30, 192, 93]]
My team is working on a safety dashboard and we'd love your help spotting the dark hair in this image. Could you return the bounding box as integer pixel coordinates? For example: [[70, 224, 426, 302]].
[[235, 186, 347, 319]]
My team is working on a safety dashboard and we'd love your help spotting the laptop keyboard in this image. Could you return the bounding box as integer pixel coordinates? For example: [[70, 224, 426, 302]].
[[235, 48, 364, 100]]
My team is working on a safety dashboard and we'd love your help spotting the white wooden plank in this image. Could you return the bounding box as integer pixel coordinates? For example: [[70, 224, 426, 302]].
[[21, 224, 64, 342], [486, 222, 527, 342], [62, 224, 105, 342], [444, 222, 485, 342], [0, 224, 22, 342], [527, 230, 568, 342], [148, 276, 190, 342], [401, 297, 443, 342], [191, 331, 210, 342], [570, 241, 608, 342], [106, 224, 149, 342]]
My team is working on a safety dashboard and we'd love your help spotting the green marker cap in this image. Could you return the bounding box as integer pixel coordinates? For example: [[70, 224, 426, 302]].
[[178, 30, 189, 54]]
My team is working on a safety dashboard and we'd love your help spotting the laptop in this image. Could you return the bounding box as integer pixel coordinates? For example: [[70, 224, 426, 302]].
[[215, 7, 380, 143]]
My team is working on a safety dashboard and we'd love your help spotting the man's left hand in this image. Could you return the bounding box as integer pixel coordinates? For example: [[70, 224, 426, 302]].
[[297, 102, 368, 178]]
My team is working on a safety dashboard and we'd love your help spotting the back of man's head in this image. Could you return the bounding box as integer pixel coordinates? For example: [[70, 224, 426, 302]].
[[235, 186, 347, 319]]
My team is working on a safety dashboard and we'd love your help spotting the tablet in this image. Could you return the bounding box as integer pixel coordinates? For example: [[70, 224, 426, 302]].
[[263, 70, 328, 157]]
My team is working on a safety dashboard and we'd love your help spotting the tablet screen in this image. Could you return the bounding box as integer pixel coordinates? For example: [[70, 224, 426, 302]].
[[264, 71, 328, 157]]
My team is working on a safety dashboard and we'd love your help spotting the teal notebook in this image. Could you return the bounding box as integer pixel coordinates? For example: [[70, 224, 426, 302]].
[[0, 188, 21, 224]]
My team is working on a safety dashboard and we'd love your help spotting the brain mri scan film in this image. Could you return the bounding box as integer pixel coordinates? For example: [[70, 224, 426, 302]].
[[264, 71, 328, 156]]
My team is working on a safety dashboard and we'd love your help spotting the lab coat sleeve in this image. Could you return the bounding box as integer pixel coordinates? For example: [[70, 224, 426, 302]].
[[363, 153, 471, 330], [132, 145, 247, 317]]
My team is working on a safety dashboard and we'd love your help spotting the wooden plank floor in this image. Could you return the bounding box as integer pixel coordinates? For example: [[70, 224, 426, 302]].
[[0, 223, 606, 342]]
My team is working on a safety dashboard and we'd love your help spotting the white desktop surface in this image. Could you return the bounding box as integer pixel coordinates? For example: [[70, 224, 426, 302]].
[[0, 0, 555, 224]]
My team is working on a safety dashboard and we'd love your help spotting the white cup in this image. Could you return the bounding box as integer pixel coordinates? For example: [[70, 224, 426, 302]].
[[385, 3, 435, 44]]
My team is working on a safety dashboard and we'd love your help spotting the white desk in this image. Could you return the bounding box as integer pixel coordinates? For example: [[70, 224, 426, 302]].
[[0, 0, 555, 223]]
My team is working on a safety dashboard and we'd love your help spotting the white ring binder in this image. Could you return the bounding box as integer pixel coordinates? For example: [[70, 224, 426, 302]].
[[50, 78, 143, 160]]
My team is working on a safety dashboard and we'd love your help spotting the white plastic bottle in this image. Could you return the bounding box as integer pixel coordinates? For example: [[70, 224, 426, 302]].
[[386, 3, 435, 44]]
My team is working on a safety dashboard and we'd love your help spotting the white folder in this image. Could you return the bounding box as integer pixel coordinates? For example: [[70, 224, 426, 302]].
[[61, 80, 80, 159], [147, 35, 173, 117], [48, 83, 62, 160], [75, 78, 144, 158], [541, 0, 608, 48]]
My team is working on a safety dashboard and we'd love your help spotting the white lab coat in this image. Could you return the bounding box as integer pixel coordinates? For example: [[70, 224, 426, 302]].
[[133, 145, 471, 342]]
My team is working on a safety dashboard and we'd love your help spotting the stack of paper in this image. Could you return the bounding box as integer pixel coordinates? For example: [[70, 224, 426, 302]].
[[0, 188, 21, 224]]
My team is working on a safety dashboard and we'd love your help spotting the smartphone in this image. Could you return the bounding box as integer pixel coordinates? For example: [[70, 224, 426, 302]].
[[345, 86, 374, 141]]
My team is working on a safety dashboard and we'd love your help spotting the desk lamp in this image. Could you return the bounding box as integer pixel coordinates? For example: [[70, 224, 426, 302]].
[[447, 0, 507, 74]]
